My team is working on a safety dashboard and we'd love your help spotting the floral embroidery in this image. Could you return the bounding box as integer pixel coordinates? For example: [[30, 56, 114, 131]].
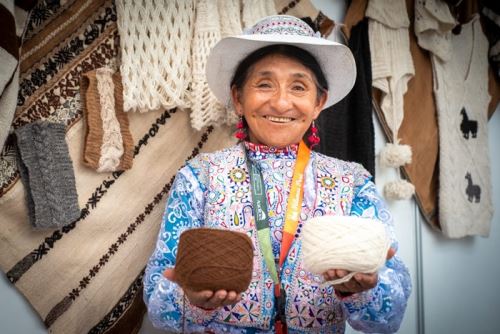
[[143, 144, 411, 333]]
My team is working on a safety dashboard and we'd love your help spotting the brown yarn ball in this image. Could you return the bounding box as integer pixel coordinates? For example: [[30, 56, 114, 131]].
[[175, 228, 254, 293]]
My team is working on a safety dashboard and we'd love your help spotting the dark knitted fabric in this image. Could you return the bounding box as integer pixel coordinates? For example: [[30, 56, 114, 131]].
[[480, 0, 500, 82], [316, 18, 375, 177], [175, 228, 254, 293], [15, 121, 80, 229]]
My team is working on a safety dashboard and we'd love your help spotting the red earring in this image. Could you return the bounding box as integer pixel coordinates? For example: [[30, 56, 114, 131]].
[[307, 121, 320, 148], [235, 116, 247, 140]]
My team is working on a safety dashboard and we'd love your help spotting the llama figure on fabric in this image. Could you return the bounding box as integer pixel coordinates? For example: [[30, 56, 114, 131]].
[[465, 172, 481, 203], [460, 108, 478, 139]]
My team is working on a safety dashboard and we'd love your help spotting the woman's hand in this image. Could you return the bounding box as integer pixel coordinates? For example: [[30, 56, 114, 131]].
[[163, 268, 242, 310], [324, 248, 396, 295]]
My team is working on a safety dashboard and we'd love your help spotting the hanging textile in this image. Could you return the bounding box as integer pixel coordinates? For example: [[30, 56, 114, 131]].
[[366, 0, 415, 200], [242, 0, 277, 28], [275, 0, 335, 37], [0, 0, 35, 151], [116, 0, 195, 112], [317, 17, 376, 177], [190, 0, 226, 130], [432, 16, 493, 238], [81, 68, 134, 172], [0, 1, 235, 333]]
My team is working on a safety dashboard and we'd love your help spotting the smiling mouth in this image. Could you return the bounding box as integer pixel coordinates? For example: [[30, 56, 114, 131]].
[[265, 116, 295, 123]]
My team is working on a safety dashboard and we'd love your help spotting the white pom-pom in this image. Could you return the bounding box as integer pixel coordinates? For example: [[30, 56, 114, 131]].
[[379, 143, 412, 167], [384, 180, 415, 200]]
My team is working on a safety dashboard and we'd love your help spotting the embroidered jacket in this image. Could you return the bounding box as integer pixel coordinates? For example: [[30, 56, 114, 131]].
[[144, 143, 411, 333]]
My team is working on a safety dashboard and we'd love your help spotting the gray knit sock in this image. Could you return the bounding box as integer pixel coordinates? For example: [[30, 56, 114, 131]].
[[15, 121, 80, 229]]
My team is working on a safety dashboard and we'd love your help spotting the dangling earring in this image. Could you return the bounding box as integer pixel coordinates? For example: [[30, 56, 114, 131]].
[[307, 120, 320, 148], [235, 115, 247, 140]]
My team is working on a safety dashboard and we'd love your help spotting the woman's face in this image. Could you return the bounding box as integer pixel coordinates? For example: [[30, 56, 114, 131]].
[[231, 54, 328, 148]]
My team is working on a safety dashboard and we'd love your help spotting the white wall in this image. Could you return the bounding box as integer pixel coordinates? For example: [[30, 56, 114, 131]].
[[1, 1, 499, 334]]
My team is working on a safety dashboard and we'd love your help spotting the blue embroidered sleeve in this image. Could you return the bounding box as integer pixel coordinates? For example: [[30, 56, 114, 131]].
[[143, 163, 216, 332], [343, 179, 412, 333]]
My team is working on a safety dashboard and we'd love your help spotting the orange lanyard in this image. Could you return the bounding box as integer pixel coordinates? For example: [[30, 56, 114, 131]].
[[279, 140, 310, 270], [247, 140, 311, 334]]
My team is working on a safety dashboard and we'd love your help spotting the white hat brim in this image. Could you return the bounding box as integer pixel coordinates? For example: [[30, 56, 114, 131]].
[[206, 34, 357, 109]]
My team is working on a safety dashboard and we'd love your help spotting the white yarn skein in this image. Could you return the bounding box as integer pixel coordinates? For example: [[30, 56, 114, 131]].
[[301, 215, 391, 285]]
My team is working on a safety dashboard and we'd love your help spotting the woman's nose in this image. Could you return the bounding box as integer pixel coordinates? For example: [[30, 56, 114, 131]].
[[269, 87, 292, 113]]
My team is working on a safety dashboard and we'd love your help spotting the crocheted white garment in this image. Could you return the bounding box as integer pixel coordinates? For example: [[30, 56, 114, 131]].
[[190, 0, 226, 130], [414, 0, 456, 62], [302, 215, 391, 285], [191, 0, 277, 129], [218, 0, 242, 38], [432, 16, 492, 238], [217, 0, 242, 126], [242, 0, 277, 29], [116, 0, 195, 112]]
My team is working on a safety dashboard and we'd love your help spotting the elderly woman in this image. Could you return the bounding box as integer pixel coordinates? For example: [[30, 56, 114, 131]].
[[144, 15, 411, 334]]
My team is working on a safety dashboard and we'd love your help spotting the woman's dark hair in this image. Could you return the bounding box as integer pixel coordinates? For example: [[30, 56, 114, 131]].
[[230, 44, 328, 102]]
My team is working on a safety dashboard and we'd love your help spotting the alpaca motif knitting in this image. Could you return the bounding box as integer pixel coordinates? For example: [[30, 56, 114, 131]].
[[302, 215, 390, 285], [174, 228, 254, 293], [15, 121, 80, 229], [432, 16, 493, 238]]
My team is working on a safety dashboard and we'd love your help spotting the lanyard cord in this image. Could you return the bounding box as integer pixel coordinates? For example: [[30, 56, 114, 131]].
[[247, 141, 311, 331]]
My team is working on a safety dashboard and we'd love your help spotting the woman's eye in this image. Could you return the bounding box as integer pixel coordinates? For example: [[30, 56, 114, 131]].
[[292, 85, 306, 91], [257, 82, 271, 88]]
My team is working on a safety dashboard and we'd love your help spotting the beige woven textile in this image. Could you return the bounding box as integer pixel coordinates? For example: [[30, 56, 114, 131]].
[[1, 109, 234, 333], [0, 1, 235, 333]]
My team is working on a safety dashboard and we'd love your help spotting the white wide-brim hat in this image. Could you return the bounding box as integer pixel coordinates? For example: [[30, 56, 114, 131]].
[[206, 15, 356, 110]]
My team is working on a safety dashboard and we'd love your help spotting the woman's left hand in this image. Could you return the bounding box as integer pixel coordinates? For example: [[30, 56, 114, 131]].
[[324, 247, 396, 294]]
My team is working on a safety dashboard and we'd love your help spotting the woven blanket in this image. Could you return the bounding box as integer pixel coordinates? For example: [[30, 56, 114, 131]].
[[0, 1, 234, 333]]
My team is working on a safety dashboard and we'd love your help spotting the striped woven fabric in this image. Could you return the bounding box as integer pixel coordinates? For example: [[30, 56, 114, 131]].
[[0, 0, 234, 333], [0, 0, 36, 154]]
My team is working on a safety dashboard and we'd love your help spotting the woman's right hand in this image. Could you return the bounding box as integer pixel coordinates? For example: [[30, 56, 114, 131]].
[[163, 268, 242, 310]]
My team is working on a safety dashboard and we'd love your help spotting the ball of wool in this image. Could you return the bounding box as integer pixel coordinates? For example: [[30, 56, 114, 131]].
[[175, 228, 254, 293], [379, 143, 412, 167], [301, 215, 391, 285], [384, 179, 415, 200]]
